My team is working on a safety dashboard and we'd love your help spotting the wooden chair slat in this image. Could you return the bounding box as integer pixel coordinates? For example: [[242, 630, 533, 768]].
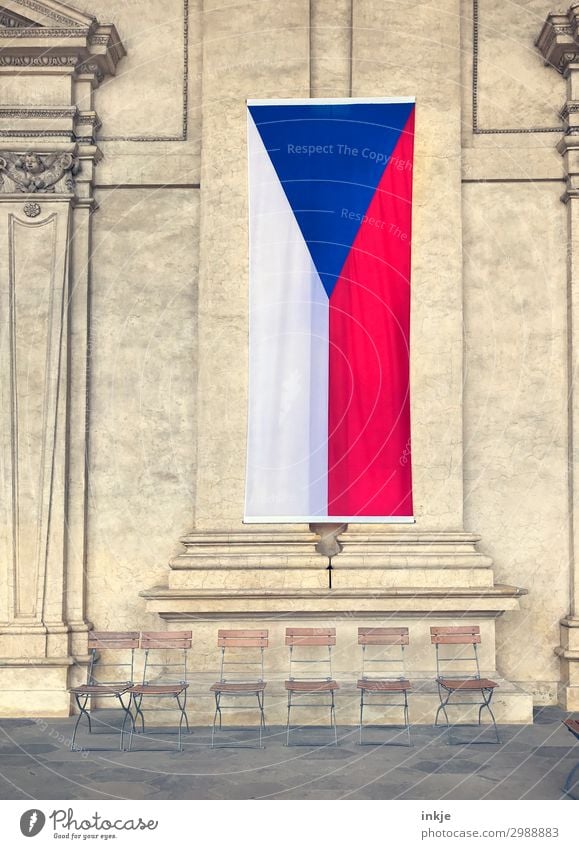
[[284, 679, 339, 691], [358, 627, 409, 636], [437, 677, 497, 690], [285, 635, 336, 646], [141, 631, 192, 649], [430, 626, 480, 635], [218, 637, 269, 647], [218, 629, 268, 638], [431, 633, 481, 645], [359, 634, 409, 645], [140, 631, 192, 637], [285, 628, 335, 636], [88, 631, 140, 649], [90, 631, 140, 638], [357, 679, 411, 691]]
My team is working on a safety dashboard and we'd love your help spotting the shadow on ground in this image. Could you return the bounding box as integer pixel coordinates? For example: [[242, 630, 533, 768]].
[[0, 707, 576, 800]]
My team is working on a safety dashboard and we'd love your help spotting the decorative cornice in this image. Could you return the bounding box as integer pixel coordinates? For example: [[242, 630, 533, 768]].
[[0, 9, 39, 26], [9, 0, 94, 28], [0, 129, 72, 137], [0, 106, 77, 118], [0, 25, 89, 36], [0, 5, 125, 85], [536, 5, 579, 74], [0, 54, 76, 66]]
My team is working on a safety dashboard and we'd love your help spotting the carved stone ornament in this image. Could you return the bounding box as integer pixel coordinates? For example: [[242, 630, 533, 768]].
[[536, 7, 579, 72], [0, 10, 40, 27], [23, 202, 41, 217], [0, 152, 79, 193]]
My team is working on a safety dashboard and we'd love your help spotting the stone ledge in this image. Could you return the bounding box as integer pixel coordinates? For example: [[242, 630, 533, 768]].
[[142, 584, 526, 617]]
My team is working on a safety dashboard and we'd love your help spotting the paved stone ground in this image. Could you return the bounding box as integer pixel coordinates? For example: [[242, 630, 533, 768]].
[[0, 707, 577, 800]]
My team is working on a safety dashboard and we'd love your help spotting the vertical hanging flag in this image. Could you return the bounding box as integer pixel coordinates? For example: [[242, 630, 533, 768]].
[[245, 98, 415, 522]]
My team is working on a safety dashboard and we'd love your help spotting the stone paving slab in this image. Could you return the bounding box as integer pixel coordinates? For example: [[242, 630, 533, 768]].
[[0, 707, 576, 800]]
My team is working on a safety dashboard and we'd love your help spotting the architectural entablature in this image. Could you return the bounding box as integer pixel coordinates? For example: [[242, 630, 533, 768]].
[[0, 0, 125, 85]]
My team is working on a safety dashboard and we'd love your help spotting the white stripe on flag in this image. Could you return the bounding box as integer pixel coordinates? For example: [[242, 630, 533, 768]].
[[245, 114, 329, 520]]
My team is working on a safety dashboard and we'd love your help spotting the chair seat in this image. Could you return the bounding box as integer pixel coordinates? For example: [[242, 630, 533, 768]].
[[437, 677, 498, 691], [357, 679, 411, 691], [285, 680, 339, 692], [210, 681, 266, 693], [129, 683, 188, 696], [70, 684, 130, 696], [563, 718, 579, 740]]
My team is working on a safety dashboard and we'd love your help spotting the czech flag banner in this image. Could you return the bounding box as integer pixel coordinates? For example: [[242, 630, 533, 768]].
[[245, 98, 415, 523]]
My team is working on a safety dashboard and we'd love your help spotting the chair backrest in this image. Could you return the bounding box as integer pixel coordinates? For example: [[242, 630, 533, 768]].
[[430, 626, 481, 679], [286, 628, 335, 681], [358, 627, 409, 681], [286, 628, 336, 646], [86, 631, 139, 686], [430, 626, 481, 645], [216, 629, 268, 683], [358, 627, 409, 646], [141, 632, 192, 649], [140, 631, 192, 685]]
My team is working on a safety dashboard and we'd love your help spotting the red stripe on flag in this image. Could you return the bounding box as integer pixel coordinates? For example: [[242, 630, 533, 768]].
[[327, 109, 414, 517]]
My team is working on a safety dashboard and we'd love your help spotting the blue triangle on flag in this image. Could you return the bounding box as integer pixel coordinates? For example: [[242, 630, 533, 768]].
[[248, 101, 414, 297]]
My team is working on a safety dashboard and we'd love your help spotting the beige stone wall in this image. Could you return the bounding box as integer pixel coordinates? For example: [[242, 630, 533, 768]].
[[463, 181, 568, 701], [6, 0, 566, 705], [87, 187, 199, 629], [60, 0, 202, 630], [460, 0, 570, 702]]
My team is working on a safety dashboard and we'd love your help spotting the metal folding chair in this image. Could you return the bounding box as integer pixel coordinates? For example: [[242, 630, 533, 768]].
[[285, 627, 339, 746], [128, 631, 191, 752], [430, 625, 499, 744], [69, 631, 139, 751], [357, 627, 412, 746], [210, 629, 268, 748], [562, 718, 579, 799]]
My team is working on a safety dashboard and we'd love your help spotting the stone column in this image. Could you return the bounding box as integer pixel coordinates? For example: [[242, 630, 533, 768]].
[[0, 0, 124, 716], [537, 4, 579, 710]]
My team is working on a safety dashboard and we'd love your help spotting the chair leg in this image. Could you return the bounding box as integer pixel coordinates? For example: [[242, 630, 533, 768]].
[[359, 690, 364, 745], [404, 690, 412, 747], [436, 687, 453, 744], [176, 693, 188, 752], [479, 689, 500, 744], [178, 688, 190, 738], [257, 691, 266, 749], [71, 694, 91, 751], [258, 690, 266, 730], [132, 695, 145, 733], [286, 691, 292, 746], [211, 693, 221, 749], [126, 693, 142, 752], [331, 690, 338, 746], [118, 693, 134, 752]]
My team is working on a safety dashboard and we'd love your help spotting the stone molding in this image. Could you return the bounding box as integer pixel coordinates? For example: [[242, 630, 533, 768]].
[[0, 0, 125, 716], [538, 4, 579, 709]]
